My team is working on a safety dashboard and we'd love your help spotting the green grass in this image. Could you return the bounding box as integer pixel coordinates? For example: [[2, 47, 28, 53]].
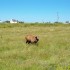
[[0, 23, 70, 70]]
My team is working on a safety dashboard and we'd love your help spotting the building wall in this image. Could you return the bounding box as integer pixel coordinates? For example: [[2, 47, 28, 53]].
[[10, 19, 18, 23]]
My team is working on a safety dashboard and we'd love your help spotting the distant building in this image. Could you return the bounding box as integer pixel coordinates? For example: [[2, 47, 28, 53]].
[[10, 19, 18, 23]]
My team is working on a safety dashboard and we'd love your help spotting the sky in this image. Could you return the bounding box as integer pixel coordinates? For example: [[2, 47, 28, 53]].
[[0, 0, 70, 22]]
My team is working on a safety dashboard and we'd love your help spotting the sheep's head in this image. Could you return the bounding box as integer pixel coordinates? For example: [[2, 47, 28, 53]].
[[35, 36, 39, 42], [32, 36, 39, 43]]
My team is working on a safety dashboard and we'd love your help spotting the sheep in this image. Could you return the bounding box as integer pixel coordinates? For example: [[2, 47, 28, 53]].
[[25, 35, 39, 44]]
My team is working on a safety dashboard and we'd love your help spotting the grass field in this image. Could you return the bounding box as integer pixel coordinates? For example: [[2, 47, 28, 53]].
[[0, 23, 70, 70]]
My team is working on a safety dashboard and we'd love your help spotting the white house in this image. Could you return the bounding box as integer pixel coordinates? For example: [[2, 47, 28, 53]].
[[10, 19, 18, 23]]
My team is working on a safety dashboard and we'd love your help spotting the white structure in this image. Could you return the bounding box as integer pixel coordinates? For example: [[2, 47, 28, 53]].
[[10, 19, 18, 23]]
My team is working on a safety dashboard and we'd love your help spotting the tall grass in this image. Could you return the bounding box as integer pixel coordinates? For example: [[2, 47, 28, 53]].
[[0, 23, 70, 70]]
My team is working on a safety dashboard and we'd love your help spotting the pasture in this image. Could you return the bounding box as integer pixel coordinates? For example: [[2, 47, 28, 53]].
[[0, 23, 70, 70]]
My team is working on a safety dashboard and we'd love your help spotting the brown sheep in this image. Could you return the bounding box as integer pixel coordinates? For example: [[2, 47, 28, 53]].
[[25, 35, 39, 44]]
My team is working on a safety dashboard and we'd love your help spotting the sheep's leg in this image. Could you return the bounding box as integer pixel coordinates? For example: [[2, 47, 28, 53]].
[[26, 40, 28, 43], [26, 40, 31, 44]]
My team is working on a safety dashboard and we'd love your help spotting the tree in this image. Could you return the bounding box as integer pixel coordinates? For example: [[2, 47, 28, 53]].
[[4, 20, 10, 23], [65, 21, 69, 24]]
